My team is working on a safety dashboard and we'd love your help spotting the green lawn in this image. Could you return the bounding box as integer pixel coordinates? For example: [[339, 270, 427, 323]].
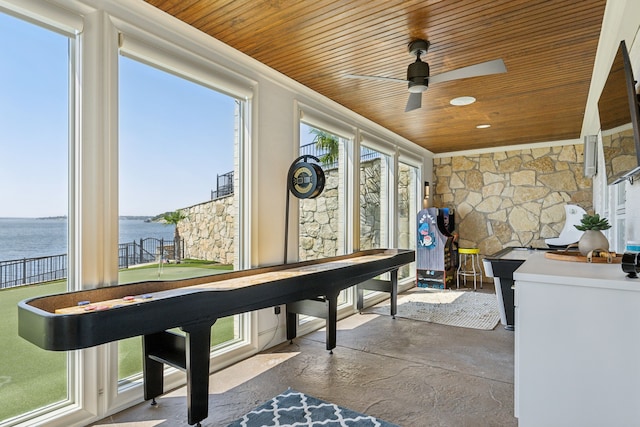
[[0, 261, 234, 422]]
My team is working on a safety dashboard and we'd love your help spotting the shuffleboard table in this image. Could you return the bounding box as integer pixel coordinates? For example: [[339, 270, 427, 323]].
[[18, 248, 414, 426]]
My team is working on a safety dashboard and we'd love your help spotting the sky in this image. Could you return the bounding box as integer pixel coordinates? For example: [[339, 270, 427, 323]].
[[0, 12, 239, 217], [0, 13, 69, 217]]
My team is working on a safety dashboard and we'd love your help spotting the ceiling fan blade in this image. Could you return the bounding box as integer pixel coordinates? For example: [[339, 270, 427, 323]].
[[405, 92, 422, 112], [429, 58, 506, 84], [345, 74, 408, 83]]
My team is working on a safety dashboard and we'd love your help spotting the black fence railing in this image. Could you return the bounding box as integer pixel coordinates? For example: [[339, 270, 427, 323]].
[[0, 238, 183, 289], [118, 237, 184, 269], [209, 145, 380, 201], [211, 171, 234, 200], [0, 254, 67, 289], [300, 142, 381, 170]]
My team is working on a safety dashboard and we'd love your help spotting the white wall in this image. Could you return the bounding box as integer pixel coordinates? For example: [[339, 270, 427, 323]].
[[588, 0, 640, 244]]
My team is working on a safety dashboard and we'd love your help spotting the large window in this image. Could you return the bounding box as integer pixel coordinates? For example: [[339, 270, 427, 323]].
[[359, 145, 390, 250], [298, 123, 346, 261], [398, 161, 419, 281], [297, 121, 350, 322], [117, 54, 245, 385], [0, 12, 71, 423], [358, 143, 391, 300]]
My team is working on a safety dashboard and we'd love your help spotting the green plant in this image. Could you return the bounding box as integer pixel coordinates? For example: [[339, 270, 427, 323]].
[[162, 210, 187, 262], [575, 213, 611, 231], [310, 128, 339, 166]]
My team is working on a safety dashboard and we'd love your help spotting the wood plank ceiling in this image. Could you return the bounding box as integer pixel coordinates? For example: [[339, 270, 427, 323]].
[[145, 0, 607, 154]]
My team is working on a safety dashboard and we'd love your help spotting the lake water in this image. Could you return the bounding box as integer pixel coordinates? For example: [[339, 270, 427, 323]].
[[0, 218, 175, 262]]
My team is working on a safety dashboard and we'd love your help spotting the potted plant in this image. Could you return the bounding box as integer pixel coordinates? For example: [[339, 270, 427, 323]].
[[575, 213, 611, 255]]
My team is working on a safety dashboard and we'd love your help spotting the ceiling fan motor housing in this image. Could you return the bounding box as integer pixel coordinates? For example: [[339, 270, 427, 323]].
[[407, 60, 429, 93]]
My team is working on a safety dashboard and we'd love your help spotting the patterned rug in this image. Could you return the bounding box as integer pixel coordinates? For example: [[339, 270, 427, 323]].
[[227, 389, 399, 427], [366, 289, 500, 330]]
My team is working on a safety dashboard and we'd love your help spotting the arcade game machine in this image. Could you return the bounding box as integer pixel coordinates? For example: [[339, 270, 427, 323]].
[[416, 207, 457, 289]]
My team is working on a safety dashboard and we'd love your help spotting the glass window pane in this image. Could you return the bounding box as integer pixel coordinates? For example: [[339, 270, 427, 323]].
[[360, 145, 389, 249], [299, 123, 345, 261], [0, 12, 70, 421], [398, 162, 418, 281], [117, 55, 242, 383], [298, 123, 348, 311], [360, 145, 390, 298]]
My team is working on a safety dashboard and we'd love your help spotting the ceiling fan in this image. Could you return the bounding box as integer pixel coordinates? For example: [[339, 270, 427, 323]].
[[345, 40, 507, 112]]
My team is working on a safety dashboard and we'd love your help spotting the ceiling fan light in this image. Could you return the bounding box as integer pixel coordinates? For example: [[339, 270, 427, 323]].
[[450, 96, 476, 106], [408, 84, 427, 93]]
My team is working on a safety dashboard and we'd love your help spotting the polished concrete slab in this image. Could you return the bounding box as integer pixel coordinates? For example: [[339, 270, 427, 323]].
[[93, 288, 516, 427]]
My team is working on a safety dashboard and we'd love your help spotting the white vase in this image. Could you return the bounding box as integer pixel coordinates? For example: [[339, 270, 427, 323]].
[[578, 230, 609, 256]]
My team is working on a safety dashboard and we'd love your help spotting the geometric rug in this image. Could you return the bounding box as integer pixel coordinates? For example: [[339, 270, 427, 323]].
[[226, 389, 399, 427], [366, 289, 500, 330]]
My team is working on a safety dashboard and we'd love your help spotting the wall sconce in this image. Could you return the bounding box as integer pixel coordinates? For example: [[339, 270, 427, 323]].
[[423, 181, 430, 208]]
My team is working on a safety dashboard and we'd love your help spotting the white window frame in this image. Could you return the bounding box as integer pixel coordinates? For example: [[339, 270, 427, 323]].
[[295, 104, 356, 334], [397, 154, 422, 288], [0, 3, 92, 427], [111, 15, 256, 417]]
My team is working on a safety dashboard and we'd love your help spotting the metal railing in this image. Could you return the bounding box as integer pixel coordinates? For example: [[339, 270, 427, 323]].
[[118, 237, 184, 269], [0, 238, 183, 289], [211, 171, 234, 200], [0, 254, 67, 289], [208, 145, 381, 200], [300, 142, 381, 170], [300, 142, 338, 169]]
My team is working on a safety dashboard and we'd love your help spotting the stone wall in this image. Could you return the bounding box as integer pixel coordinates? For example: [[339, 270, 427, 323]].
[[359, 158, 383, 251], [177, 195, 234, 264], [432, 144, 592, 256], [299, 168, 341, 260]]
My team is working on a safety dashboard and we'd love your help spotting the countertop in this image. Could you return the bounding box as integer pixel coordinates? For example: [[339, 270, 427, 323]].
[[513, 252, 640, 291]]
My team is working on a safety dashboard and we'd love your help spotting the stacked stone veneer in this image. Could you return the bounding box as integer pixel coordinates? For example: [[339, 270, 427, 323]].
[[177, 194, 235, 265], [432, 144, 593, 256]]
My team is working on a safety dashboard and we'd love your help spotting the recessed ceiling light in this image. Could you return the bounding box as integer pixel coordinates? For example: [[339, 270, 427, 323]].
[[450, 96, 476, 106], [476, 124, 491, 129]]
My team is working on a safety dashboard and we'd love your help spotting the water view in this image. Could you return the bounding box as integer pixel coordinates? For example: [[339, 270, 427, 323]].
[[0, 217, 175, 262]]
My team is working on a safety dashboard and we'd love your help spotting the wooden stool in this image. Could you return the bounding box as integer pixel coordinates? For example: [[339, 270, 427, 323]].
[[457, 248, 483, 290]]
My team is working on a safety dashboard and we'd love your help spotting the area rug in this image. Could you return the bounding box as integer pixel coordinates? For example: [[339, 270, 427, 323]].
[[367, 289, 500, 330], [226, 388, 399, 427]]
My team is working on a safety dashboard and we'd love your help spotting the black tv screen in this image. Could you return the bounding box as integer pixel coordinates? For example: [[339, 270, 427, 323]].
[[598, 40, 640, 185]]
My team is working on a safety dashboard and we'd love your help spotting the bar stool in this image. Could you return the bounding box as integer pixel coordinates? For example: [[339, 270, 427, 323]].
[[457, 248, 483, 290]]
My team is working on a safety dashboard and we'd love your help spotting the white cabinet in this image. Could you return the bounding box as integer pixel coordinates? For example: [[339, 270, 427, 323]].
[[514, 253, 640, 427]]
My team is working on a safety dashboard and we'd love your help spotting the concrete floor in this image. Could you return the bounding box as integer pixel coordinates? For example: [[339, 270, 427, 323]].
[[93, 287, 516, 427]]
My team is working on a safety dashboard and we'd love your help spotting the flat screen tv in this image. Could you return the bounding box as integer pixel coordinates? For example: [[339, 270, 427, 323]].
[[598, 40, 640, 185]]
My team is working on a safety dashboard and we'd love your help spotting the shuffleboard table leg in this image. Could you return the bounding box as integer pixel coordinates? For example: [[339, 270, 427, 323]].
[[325, 292, 338, 353], [182, 323, 213, 427], [143, 333, 165, 404], [286, 307, 297, 344], [390, 269, 398, 320], [356, 286, 365, 314]]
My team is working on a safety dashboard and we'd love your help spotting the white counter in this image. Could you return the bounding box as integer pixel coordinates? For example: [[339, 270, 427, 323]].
[[513, 253, 640, 426], [515, 251, 640, 291]]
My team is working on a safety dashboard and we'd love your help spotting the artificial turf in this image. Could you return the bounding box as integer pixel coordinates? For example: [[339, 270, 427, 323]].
[[0, 261, 235, 422]]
